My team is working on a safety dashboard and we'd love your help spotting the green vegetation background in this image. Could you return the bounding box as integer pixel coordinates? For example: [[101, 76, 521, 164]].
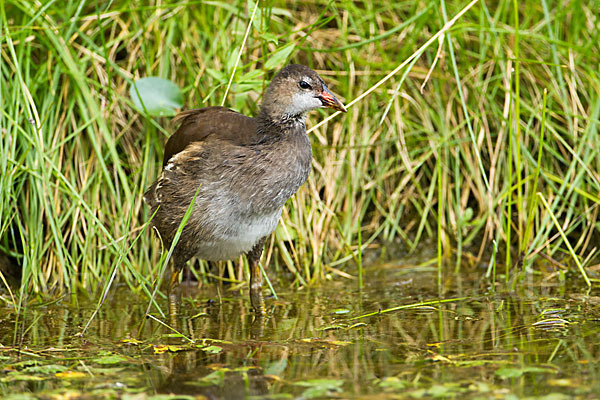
[[2, 0, 599, 302]]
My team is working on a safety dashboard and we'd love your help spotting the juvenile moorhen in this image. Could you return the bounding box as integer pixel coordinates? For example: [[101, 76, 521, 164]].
[[144, 64, 346, 313]]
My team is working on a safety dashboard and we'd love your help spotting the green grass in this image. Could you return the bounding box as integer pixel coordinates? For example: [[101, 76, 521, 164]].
[[1, 0, 599, 305]]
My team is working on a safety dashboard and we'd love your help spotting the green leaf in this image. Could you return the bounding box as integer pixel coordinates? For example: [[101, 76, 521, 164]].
[[129, 77, 183, 117], [206, 68, 227, 83], [23, 364, 67, 374], [295, 379, 344, 399], [377, 377, 409, 391], [201, 345, 223, 354], [275, 223, 297, 241], [264, 43, 295, 70], [93, 353, 129, 365], [259, 32, 278, 44], [239, 69, 264, 82], [226, 49, 240, 73], [330, 308, 350, 315]]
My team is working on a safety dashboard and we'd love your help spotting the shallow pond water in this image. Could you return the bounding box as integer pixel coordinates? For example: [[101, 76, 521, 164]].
[[1, 265, 599, 399]]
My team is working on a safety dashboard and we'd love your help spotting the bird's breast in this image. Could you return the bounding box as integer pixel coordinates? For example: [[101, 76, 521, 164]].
[[196, 209, 282, 261], [242, 133, 312, 212]]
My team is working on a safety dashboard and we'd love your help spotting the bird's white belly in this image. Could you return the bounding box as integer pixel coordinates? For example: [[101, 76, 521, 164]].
[[196, 209, 282, 261]]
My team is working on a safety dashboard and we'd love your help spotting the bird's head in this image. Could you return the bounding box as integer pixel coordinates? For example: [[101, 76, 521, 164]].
[[261, 64, 346, 124]]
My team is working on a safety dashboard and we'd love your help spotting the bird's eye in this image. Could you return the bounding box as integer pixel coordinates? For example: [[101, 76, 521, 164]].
[[298, 80, 311, 89]]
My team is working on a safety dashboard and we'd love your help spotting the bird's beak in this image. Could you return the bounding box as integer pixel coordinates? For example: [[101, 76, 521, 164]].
[[318, 86, 347, 112]]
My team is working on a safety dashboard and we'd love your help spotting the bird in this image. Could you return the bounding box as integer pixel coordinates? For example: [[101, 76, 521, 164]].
[[144, 64, 346, 314]]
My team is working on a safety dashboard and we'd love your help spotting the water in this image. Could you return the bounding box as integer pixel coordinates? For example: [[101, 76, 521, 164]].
[[1, 266, 599, 399]]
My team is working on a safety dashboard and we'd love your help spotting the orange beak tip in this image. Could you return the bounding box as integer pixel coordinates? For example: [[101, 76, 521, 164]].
[[319, 88, 347, 113]]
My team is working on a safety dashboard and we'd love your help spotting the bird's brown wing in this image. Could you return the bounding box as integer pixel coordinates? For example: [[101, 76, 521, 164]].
[[162, 107, 259, 166]]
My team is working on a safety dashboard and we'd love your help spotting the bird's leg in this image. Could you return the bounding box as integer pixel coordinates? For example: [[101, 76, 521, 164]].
[[167, 268, 181, 294], [167, 250, 189, 293], [167, 253, 185, 323], [167, 269, 180, 326], [247, 237, 267, 314]]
